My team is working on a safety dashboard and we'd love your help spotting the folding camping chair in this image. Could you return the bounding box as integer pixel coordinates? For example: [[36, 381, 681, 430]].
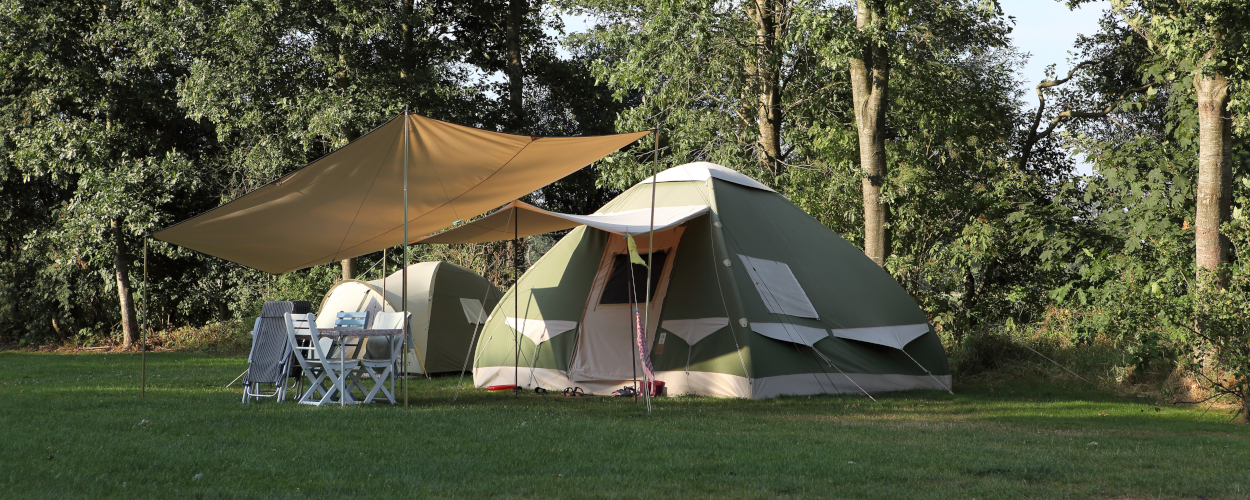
[[241, 301, 307, 403], [334, 311, 370, 395], [285, 312, 361, 406], [356, 311, 409, 404]]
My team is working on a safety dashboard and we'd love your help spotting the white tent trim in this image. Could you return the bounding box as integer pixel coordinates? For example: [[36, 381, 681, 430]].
[[660, 318, 730, 345], [830, 323, 930, 350], [639, 161, 776, 193], [460, 298, 487, 324], [751, 323, 829, 347], [559, 205, 709, 236], [506, 318, 578, 344]]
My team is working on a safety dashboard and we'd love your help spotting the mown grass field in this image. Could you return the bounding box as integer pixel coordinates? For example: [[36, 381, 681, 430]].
[[1, 351, 1247, 499]]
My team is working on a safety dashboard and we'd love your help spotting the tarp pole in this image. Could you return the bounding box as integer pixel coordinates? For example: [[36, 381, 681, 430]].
[[142, 235, 148, 398], [403, 109, 410, 411], [514, 211, 519, 396], [643, 128, 658, 413]]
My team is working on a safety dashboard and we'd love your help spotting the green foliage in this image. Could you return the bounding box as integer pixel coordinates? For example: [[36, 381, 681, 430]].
[[1158, 258, 1250, 420], [0, 0, 208, 344]]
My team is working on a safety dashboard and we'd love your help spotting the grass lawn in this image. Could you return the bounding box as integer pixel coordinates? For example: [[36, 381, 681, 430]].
[[1, 352, 1247, 499]]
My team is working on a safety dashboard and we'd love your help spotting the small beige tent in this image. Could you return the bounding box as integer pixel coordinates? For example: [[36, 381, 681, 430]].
[[317, 262, 502, 375]]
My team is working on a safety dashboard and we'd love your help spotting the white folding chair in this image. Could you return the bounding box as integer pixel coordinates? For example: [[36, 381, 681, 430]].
[[357, 312, 409, 404], [285, 313, 361, 406]]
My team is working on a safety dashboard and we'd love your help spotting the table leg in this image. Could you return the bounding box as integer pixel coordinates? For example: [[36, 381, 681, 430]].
[[340, 337, 345, 407]]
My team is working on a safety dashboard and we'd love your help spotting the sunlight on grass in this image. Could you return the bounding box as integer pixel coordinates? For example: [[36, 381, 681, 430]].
[[1, 352, 1247, 499]]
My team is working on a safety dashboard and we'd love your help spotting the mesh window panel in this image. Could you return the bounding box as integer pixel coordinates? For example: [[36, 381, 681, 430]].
[[599, 250, 669, 305]]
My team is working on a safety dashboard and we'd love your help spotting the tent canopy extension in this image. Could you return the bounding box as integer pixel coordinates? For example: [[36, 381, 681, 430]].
[[415, 200, 710, 244], [471, 162, 951, 399], [153, 112, 650, 274], [317, 262, 502, 375]]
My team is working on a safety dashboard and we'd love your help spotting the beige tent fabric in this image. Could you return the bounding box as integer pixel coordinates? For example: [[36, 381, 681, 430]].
[[153, 113, 650, 274], [568, 228, 683, 382], [415, 200, 710, 244]]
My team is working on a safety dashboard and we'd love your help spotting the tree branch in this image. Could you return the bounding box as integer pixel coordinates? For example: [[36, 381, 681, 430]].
[[1018, 56, 1151, 171]]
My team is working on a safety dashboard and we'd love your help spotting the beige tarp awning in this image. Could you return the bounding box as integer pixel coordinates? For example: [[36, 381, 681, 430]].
[[152, 113, 650, 274], [415, 201, 583, 244], [415, 200, 710, 244]]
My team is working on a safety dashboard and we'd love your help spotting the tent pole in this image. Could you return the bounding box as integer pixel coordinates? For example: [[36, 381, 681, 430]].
[[643, 127, 658, 412], [142, 236, 148, 398], [630, 246, 637, 399], [403, 108, 410, 411], [514, 210, 519, 396]]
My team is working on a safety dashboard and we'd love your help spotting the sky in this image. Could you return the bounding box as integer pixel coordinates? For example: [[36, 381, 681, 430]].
[[999, 0, 1110, 101]]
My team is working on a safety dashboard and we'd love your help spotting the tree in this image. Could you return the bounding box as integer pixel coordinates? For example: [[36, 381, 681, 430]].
[[564, 0, 848, 188], [848, 0, 890, 266], [0, 0, 201, 347], [828, 0, 1015, 267], [1078, 0, 1250, 285], [168, 0, 478, 302]]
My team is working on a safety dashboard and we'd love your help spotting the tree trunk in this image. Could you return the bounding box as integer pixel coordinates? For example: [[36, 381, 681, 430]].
[[112, 219, 140, 349], [1193, 70, 1232, 287], [750, 0, 783, 171], [505, 0, 526, 131], [337, 37, 360, 282], [850, 0, 890, 267], [399, 0, 414, 80]]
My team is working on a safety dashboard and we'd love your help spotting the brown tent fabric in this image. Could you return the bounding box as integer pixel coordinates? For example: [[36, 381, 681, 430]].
[[153, 113, 650, 274], [414, 201, 581, 244]]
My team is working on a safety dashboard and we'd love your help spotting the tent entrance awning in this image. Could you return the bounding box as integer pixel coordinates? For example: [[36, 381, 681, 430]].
[[414, 200, 709, 244]]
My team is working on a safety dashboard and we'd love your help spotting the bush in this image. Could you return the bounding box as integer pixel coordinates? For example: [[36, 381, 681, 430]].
[[148, 319, 250, 355], [947, 317, 1142, 391]]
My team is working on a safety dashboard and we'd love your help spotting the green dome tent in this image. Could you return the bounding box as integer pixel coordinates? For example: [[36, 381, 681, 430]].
[[471, 162, 950, 398], [317, 262, 502, 375]]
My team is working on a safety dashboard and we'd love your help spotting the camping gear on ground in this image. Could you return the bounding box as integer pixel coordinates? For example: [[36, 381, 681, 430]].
[[470, 162, 952, 398], [647, 380, 665, 397], [241, 301, 309, 403], [356, 312, 410, 404], [317, 261, 502, 375], [486, 385, 517, 392]]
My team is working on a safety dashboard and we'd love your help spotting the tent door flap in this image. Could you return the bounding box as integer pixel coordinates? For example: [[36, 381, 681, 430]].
[[568, 227, 684, 382]]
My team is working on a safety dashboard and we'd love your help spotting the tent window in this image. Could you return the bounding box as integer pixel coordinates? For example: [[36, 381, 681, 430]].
[[599, 250, 669, 305], [460, 298, 487, 324], [737, 255, 819, 319]]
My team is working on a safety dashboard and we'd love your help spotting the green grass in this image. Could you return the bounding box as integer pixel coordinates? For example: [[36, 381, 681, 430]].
[[1, 352, 1247, 499]]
